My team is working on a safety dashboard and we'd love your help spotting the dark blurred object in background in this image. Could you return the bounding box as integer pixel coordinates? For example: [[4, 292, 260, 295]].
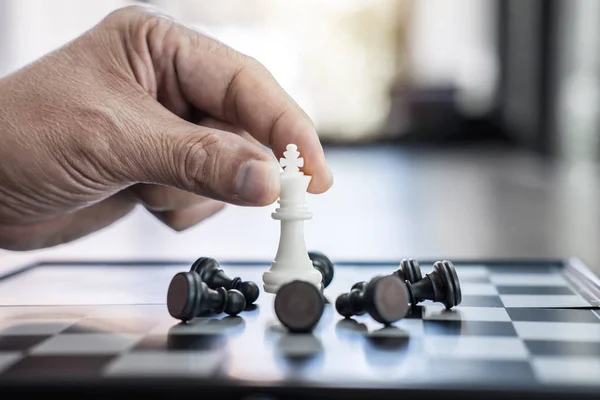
[[387, 0, 600, 166]]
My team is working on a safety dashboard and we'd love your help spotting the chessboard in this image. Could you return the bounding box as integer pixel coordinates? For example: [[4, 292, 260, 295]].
[[0, 257, 599, 399]]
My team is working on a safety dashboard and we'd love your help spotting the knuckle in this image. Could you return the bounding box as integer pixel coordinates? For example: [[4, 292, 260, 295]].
[[243, 54, 261, 68], [101, 6, 145, 29], [201, 32, 247, 64], [65, 105, 137, 184], [103, 4, 167, 26], [245, 55, 269, 75], [228, 46, 252, 66], [56, 110, 116, 186], [177, 131, 223, 193], [103, 4, 177, 45]]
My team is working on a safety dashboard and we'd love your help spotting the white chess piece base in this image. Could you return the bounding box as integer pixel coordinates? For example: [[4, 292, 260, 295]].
[[262, 219, 322, 293]]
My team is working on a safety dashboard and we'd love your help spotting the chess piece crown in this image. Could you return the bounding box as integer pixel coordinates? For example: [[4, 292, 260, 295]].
[[280, 143, 304, 175], [272, 144, 312, 220]]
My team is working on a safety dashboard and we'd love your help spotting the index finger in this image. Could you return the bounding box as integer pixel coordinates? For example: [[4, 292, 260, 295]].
[[143, 13, 334, 193]]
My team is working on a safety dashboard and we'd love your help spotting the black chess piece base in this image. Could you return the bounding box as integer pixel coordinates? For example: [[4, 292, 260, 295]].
[[336, 275, 411, 325], [406, 260, 461, 309], [167, 271, 246, 321], [190, 257, 259, 305], [274, 280, 325, 333]]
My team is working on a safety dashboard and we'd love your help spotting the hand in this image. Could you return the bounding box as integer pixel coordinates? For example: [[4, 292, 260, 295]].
[[0, 5, 333, 251]]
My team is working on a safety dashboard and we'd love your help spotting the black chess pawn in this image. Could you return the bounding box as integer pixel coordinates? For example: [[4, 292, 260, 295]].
[[274, 280, 325, 333], [335, 275, 411, 325], [404, 260, 461, 309], [167, 271, 246, 322], [308, 251, 334, 289], [190, 257, 259, 305], [394, 258, 422, 283], [336, 281, 367, 317]]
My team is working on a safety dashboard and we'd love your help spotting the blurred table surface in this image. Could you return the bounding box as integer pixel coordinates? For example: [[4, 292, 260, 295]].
[[2, 143, 600, 277]]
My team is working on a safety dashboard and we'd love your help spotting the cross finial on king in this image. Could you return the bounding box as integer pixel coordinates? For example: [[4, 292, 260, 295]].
[[280, 144, 304, 174]]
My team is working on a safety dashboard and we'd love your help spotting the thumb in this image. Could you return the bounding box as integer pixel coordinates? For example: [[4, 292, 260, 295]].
[[116, 107, 281, 206]]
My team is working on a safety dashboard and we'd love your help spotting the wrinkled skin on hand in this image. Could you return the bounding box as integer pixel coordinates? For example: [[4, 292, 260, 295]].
[[0, 5, 333, 251]]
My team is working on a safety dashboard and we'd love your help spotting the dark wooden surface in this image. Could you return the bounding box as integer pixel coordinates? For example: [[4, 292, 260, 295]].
[[2, 144, 600, 276]]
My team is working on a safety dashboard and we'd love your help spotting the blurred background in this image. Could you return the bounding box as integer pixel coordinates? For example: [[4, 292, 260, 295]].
[[1, 0, 600, 274]]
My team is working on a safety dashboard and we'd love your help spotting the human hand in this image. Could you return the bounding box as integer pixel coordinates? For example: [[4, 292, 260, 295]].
[[0, 5, 333, 251]]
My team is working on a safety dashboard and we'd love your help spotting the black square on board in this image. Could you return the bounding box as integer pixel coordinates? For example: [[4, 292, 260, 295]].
[[0, 335, 51, 351], [506, 308, 600, 323], [525, 340, 600, 357], [425, 359, 536, 383], [486, 265, 559, 275], [405, 306, 424, 319], [423, 320, 517, 337], [132, 334, 227, 351], [497, 285, 575, 295], [1, 355, 116, 377], [459, 295, 505, 308], [63, 318, 160, 334]]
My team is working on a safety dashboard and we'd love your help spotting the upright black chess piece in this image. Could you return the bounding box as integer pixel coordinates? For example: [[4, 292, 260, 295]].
[[190, 257, 260, 305], [335, 275, 411, 325], [167, 271, 246, 322], [404, 260, 461, 309], [394, 258, 422, 283], [274, 280, 325, 333], [308, 251, 334, 289]]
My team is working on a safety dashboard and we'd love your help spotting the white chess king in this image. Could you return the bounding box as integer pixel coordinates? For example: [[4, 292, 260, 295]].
[[262, 144, 322, 294]]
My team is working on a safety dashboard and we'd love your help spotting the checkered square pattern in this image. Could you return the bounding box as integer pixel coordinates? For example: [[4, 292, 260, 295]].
[[0, 260, 596, 393]]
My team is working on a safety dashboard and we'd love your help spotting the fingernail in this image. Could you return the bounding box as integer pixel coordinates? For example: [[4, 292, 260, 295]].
[[236, 159, 280, 203]]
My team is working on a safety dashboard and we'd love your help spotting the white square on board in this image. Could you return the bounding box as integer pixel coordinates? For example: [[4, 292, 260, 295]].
[[513, 321, 600, 342], [424, 336, 528, 360], [30, 333, 142, 354], [500, 295, 590, 308], [103, 351, 224, 376], [461, 283, 498, 296], [532, 357, 600, 385], [489, 274, 567, 286], [423, 306, 511, 322]]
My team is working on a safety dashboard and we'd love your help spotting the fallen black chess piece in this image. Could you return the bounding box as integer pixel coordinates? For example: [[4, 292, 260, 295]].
[[335, 275, 411, 325], [334, 259, 462, 325], [404, 260, 462, 309], [167, 271, 246, 322], [270, 251, 333, 333], [190, 257, 260, 306], [274, 280, 326, 333], [332, 257, 422, 325]]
